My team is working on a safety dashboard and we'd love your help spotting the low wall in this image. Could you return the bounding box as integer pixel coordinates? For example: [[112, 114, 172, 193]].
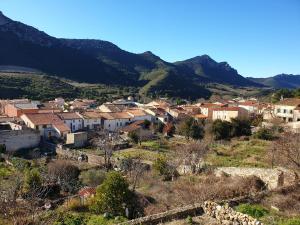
[[0, 129, 40, 151], [119, 203, 203, 225], [215, 167, 296, 190], [203, 201, 263, 225], [119, 199, 264, 225]]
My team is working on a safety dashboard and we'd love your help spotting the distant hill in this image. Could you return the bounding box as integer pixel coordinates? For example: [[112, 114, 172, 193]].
[[248, 74, 300, 89], [0, 11, 262, 99]]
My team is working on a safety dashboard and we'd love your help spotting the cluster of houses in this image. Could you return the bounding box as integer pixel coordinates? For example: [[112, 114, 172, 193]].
[[1, 96, 300, 152]]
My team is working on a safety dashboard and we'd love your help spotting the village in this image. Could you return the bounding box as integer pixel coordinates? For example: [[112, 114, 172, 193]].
[[0, 96, 300, 225]]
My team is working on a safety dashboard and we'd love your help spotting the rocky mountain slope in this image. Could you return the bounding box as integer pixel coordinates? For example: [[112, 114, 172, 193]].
[[0, 11, 262, 99]]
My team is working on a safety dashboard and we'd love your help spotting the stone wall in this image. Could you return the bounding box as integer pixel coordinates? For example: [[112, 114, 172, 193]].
[[215, 167, 296, 190], [0, 129, 40, 151], [203, 201, 262, 225], [118, 203, 203, 225], [119, 200, 264, 225]]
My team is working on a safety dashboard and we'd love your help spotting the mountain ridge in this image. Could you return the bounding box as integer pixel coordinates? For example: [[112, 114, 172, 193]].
[[248, 74, 300, 89], [0, 11, 262, 99]]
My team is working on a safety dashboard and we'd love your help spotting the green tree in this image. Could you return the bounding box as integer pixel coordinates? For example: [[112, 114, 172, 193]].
[[128, 131, 139, 144], [90, 171, 136, 217], [230, 118, 251, 137], [190, 123, 204, 140], [178, 117, 204, 140], [254, 128, 274, 140], [211, 119, 232, 140]]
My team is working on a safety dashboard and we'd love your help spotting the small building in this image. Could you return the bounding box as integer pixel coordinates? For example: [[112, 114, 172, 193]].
[[212, 107, 248, 121], [66, 132, 88, 147], [57, 112, 83, 132], [274, 98, 300, 122], [80, 111, 103, 130], [4, 102, 39, 117], [21, 113, 70, 138]]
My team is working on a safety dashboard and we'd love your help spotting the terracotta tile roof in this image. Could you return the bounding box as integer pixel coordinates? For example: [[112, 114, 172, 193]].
[[108, 112, 132, 119], [53, 123, 70, 133], [199, 103, 225, 108], [193, 114, 208, 119], [120, 120, 144, 133], [275, 98, 300, 106], [126, 109, 147, 117], [81, 111, 103, 119], [78, 187, 96, 197], [57, 112, 82, 120], [212, 107, 241, 112], [23, 113, 63, 125]]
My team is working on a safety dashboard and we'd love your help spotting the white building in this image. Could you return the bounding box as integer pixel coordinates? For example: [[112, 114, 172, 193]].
[[212, 107, 248, 122], [57, 112, 83, 132], [274, 98, 300, 122]]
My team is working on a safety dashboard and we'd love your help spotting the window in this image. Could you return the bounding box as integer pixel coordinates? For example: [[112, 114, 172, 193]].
[[117, 122, 119, 127], [290, 110, 293, 114], [108, 124, 111, 127], [283, 109, 286, 113], [43, 125, 47, 128], [120, 122, 122, 126], [35, 125, 38, 130], [277, 109, 280, 113]]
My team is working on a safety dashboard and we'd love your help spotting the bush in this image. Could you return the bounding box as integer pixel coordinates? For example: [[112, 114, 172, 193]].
[[87, 215, 127, 225], [211, 119, 232, 140], [79, 169, 106, 187], [230, 118, 251, 137], [235, 204, 269, 219], [178, 117, 204, 140], [128, 131, 139, 144], [90, 171, 141, 218], [54, 213, 86, 225], [254, 128, 275, 140], [279, 218, 300, 225]]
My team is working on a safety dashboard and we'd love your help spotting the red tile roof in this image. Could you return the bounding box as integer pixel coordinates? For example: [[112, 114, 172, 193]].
[[57, 112, 82, 120], [23, 113, 62, 125]]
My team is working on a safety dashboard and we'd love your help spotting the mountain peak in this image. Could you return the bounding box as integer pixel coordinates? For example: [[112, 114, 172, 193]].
[[0, 11, 11, 25]]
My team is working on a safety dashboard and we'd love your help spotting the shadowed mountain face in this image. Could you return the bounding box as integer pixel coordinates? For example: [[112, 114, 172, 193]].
[[0, 11, 261, 99], [248, 74, 300, 89]]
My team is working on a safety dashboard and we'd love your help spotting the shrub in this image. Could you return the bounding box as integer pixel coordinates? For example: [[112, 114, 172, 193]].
[[90, 171, 141, 218], [230, 118, 252, 137], [211, 119, 232, 140], [128, 131, 139, 144], [54, 213, 86, 225], [235, 204, 269, 219], [279, 218, 300, 225], [79, 169, 106, 187], [87, 215, 127, 225], [254, 128, 274, 140]]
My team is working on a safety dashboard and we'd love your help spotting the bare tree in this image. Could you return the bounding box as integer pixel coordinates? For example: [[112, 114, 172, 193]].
[[172, 141, 209, 174], [47, 160, 80, 193], [272, 133, 300, 176]]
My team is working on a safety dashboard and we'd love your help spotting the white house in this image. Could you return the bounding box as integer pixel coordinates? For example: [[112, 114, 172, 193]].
[[212, 107, 249, 122], [21, 113, 70, 138], [126, 109, 152, 122], [57, 112, 83, 132], [274, 98, 300, 122], [101, 112, 132, 132], [80, 111, 103, 130]]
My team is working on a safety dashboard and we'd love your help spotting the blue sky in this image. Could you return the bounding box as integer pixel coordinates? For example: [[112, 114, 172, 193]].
[[0, 0, 299, 78]]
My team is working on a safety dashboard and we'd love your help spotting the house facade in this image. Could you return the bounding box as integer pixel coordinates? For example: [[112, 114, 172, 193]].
[[274, 98, 300, 122], [212, 107, 248, 121], [57, 112, 83, 132]]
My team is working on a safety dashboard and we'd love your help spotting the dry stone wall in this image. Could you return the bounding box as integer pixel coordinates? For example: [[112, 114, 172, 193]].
[[215, 167, 296, 190], [203, 201, 262, 225]]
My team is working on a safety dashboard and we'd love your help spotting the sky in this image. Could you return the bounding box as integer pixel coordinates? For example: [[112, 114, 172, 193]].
[[0, 0, 299, 78]]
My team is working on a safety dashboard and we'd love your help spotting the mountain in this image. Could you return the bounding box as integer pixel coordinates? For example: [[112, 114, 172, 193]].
[[248, 74, 300, 89], [0, 11, 262, 99]]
